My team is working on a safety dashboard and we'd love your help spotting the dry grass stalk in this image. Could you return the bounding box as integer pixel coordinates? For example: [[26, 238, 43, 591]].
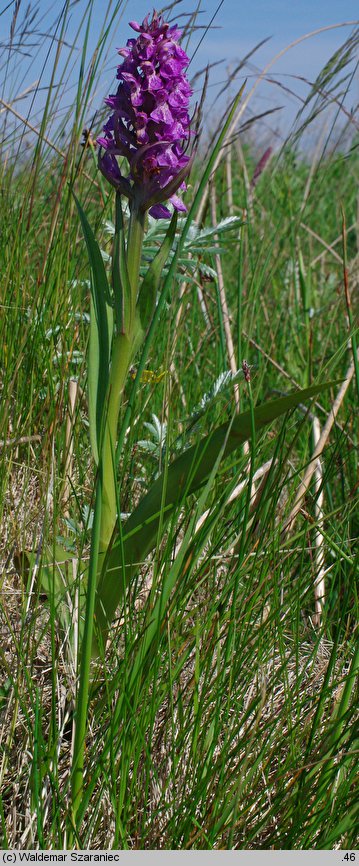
[[195, 459, 273, 535], [0, 434, 42, 448], [0, 96, 99, 191], [310, 221, 357, 267], [312, 416, 325, 627], [301, 221, 343, 264], [209, 178, 240, 412], [283, 348, 359, 534], [62, 378, 78, 520], [242, 329, 356, 443]]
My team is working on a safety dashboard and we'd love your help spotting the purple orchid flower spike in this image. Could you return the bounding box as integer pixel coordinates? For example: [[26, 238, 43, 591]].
[[97, 11, 193, 218]]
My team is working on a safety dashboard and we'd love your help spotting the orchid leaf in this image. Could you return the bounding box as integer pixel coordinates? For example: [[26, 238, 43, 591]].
[[93, 381, 336, 646], [137, 210, 178, 328], [73, 191, 113, 465], [14, 544, 81, 639]]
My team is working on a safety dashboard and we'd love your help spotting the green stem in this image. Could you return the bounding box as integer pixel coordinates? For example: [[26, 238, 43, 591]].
[[99, 205, 145, 551], [112, 192, 124, 331], [127, 204, 145, 298], [70, 465, 103, 839]]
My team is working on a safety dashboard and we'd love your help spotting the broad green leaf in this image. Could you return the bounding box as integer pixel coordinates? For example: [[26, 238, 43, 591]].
[[94, 381, 336, 644], [88, 296, 113, 465], [73, 191, 113, 465], [14, 544, 83, 638], [0, 678, 11, 713]]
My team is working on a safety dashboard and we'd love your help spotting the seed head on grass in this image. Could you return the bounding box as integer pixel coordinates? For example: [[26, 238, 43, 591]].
[[97, 11, 193, 217]]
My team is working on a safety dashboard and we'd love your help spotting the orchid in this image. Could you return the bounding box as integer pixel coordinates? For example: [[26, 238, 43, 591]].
[[97, 11, 193, 217], [15, 12, 334, 839], [69, 11, 195, 828]]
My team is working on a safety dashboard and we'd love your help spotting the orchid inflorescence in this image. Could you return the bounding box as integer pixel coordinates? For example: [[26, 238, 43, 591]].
[[97, 11, 193, 218]]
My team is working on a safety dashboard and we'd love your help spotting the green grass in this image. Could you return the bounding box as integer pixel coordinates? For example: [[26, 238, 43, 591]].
[[0, 0, 358, 850]]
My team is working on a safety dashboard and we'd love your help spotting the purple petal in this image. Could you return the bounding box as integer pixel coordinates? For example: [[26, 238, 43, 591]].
[[150, 103, 174, 125], [169, 193, 187, 212], [149, 203, 172, 219], [147, 73, 164, 93], [96, 136, 110, 149]]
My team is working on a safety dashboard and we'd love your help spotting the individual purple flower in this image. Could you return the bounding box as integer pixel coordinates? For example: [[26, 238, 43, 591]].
[[97, 11, 193, 218]]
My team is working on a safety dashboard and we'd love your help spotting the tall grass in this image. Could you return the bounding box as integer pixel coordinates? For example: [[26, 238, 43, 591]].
[[0, 0, 358, 849]]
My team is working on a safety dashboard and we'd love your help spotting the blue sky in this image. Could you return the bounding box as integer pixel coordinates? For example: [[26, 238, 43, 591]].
[[90, 1, 358, 88], [1, 0, 358, 143], [93, 0, 358, 76]]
